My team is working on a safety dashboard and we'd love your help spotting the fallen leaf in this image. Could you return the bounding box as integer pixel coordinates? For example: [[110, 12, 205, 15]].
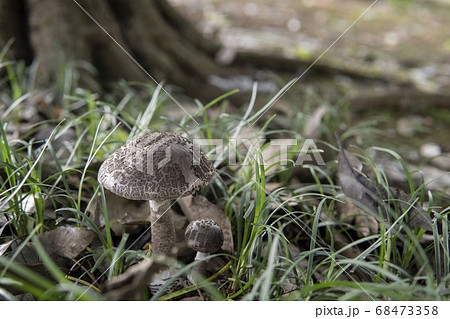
[[390, 187, 433, 232], [178, 195, 234, 253], [304, 104, 329, 139], [336, 137, 389, 220], [103, 259, 162, 301], [89, 190, 151, 235], [0, 240, 13, 257], [336, 134, 433, 232], [37, 226, 97, 259]]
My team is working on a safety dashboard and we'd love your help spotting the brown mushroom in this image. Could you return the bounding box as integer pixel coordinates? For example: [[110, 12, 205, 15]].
[[184, 219, 223, 283], [98, 131, 215, 288]]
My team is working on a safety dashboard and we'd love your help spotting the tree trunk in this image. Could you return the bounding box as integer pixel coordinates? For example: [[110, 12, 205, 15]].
[[0, 0, 424, 107], [0, 0, 32, 63], [0, 0, 229, 103]]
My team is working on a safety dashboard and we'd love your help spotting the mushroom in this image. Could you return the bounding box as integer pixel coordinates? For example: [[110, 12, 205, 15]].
[[184, 219, 223, 283], [97, 131, 215, 287]]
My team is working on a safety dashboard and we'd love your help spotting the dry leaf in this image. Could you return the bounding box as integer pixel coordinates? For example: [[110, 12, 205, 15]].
[[304, 104, 329, 139], [337, 138, 389, 220], [390, 187, 433, 232], [89, 190, 151, 235], [103, 259, 161, 301], [0, 240, 13, 257], [37, 226, 96, 259], [178, 195, 233, 253], [336, 134, 433, 231]]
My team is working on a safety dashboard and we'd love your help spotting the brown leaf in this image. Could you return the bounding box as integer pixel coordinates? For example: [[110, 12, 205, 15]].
[[37, 226, 96, 259], [336, 134, 433, 231], [304, 104, 329, 139], [103, 259, 164, 301], [336, 136, 389, 221], [390, 187, 433, 232], [89, 190, 151, 235], [178, 195, 234, 253]]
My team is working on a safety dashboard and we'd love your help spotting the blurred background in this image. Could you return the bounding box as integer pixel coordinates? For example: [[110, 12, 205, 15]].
[[1, 0, 449, 188], [1, 0, 450, 301]]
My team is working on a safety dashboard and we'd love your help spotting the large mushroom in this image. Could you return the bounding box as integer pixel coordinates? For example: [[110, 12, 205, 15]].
[[98, 131, 215, 286]]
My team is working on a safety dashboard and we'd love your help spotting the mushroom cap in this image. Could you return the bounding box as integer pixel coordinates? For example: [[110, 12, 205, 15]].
[[185, 219, 224, 254], [98, 132, 215, 201]]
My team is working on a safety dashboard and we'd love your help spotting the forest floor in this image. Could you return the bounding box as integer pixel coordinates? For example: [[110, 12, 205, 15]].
[[1, 0, 450, 302], [170, 0, 450, 191], [171, 0, 450, 94]]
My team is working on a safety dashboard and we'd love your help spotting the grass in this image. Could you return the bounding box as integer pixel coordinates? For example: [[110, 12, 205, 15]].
[[0, 56, 449, 301]]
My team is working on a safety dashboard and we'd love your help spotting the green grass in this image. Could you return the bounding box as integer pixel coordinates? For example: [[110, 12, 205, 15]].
[[0, 57, 449, 301]]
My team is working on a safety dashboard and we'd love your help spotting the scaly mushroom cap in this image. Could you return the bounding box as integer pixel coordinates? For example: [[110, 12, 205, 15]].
[[98, 132, 215, 201], [185, 219, 224, 254]]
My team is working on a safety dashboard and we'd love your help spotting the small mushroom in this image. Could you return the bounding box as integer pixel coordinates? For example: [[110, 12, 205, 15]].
[[184, 219, 223, 283], [98, 132, 215, 288]]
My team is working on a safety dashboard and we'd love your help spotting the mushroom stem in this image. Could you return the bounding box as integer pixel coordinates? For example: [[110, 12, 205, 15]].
[[192, 252, 209, 278], [149, 199, 176, 257], [188, 253, 209, 284]]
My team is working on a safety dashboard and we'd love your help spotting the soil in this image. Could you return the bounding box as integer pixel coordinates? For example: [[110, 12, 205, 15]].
[[170, 0, 450, 93], [169, 0, 450, 192]]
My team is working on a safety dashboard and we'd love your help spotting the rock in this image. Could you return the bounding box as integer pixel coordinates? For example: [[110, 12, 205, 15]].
[[430, 153, 450, 170], [420, 143, 442, 158]]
